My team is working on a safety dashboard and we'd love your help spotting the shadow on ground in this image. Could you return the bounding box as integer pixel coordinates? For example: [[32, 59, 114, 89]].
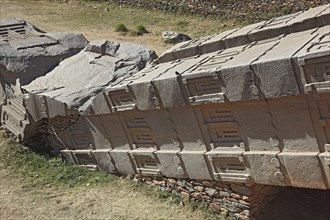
[[256, 187, 330, 220]]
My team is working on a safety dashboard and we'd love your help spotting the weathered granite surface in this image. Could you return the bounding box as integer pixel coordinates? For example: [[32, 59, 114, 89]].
[[23, 40, 157, 112], [0, 18, 88, 85]]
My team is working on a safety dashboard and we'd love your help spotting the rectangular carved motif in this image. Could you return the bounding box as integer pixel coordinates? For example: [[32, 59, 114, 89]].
[[207, 154, 250, 183], [108, 90, 135, 111], [202, 107, 243, 149], [208, 124, 242, 148], [133, 155, 160, 176], [183, 75, 225, 105], [125, 113, 156, 149], [69, 120, 91, 149]]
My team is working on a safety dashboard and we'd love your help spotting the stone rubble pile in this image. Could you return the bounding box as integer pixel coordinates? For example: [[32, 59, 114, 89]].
[[106, 0, 328, 20], [133, 175, 280, 219]]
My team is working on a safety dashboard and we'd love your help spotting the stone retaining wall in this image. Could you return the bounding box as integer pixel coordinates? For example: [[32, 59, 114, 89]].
[[107, 0, 328, 20], [133, 175, 281, 219]]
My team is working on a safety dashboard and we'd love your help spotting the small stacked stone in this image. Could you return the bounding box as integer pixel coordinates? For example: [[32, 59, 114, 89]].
[[107, 0, 327, 20], [133, 175, 280, 219]]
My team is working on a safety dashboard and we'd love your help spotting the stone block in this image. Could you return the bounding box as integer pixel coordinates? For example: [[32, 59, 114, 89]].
[[278, 152, 327, 189], [180, 151, 212, 180], [294, 25, 330, 94], [288, 4, 330, 32], [45, 97, 68, 119], [268, 96, 320, 152], [205, 151, 251, 183], [243, 151, 287, 186], [181, 71, 225, 106], [221, 21, 265, 48], [251, 29, 318, 99], [109, 149, 135, 174], [143, 110, 180, 151], [129, 149, 160, 176], [58, 117, 93, 150], [60, 149, 75, 163], [84, 116, 112, 149], [95, 114, 131, 150], [199, 29, 239, 54], [233, 101, 279, 152], [153, 55, 206, 108], [89, 91, 112, 115], [248, 12, 300, 41], [91, 149, 117, 174], [318, 152, 330, 189], [195, 104, 244, 151], [155, 150, 185, 178], [168, 107, 207, 151], [71, 150, 97, 168]]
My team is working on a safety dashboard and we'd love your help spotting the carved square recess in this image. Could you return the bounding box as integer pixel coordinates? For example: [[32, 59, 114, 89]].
[[108, 89, 135, 111], [203, 107, 243, 149], [212, 157, 246, 174], [133, 155, 160, 176], [0, 23, 26, 40], [69, 120, 91, 149], [125, 113, 156, 149]]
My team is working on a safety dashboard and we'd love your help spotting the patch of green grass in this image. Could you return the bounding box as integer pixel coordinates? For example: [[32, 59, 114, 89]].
[[129, 30, 141, 36], [281, 6, 291, 15], [136, 24, 148, 34], [129, 25, 148, 37], [176, 20, 189, 28], [0, 132, 223, 219], [115, 23, 128, 32], [0, 134, 116, 188]]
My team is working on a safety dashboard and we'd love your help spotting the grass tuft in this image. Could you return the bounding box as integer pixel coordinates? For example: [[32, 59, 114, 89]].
[[136, 24, 148, 34], [115, 23, 128, 32]]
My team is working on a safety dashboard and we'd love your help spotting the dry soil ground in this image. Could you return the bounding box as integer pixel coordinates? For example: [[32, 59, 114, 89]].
[[0, 0, 237, 55]]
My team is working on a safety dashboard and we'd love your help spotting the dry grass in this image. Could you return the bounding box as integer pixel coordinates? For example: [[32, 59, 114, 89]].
[[0, 133, 222, 220], [0, 0, 238, 55]]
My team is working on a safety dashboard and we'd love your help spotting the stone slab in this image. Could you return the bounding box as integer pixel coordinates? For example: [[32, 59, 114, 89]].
[[278, 152, 327, 189], [179, 151, 212, 180]]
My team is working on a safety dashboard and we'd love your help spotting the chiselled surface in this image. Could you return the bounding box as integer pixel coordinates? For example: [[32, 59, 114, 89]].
[[0, 6, 330, 217], [0, 18, 88, 140], [0, 18, 88, 85], [37, 5, 330, 190]]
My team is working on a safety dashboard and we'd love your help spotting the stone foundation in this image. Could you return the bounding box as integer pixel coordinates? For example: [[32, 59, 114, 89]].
[[133, 175, 280, 219]]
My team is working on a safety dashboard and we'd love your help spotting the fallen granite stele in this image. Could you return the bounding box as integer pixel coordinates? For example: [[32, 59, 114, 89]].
[[1, 4, 330, 219]]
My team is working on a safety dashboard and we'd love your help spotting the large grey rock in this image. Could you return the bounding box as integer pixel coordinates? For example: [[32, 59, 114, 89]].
[[0, 18, 88, 141], [0, 18, 88, 85], [23, 40, 157, 113], [162, 31, 191, 44]]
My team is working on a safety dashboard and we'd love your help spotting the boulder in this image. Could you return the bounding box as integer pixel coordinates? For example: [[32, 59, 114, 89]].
[[0, 18, 88, 86], [23, 40, 158, 113], [162, 31, 191, 44]]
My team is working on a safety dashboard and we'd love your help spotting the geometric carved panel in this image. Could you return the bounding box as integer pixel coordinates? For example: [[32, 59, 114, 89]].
[[124, 113, 156, 149], [202, 106, 243, 149]]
